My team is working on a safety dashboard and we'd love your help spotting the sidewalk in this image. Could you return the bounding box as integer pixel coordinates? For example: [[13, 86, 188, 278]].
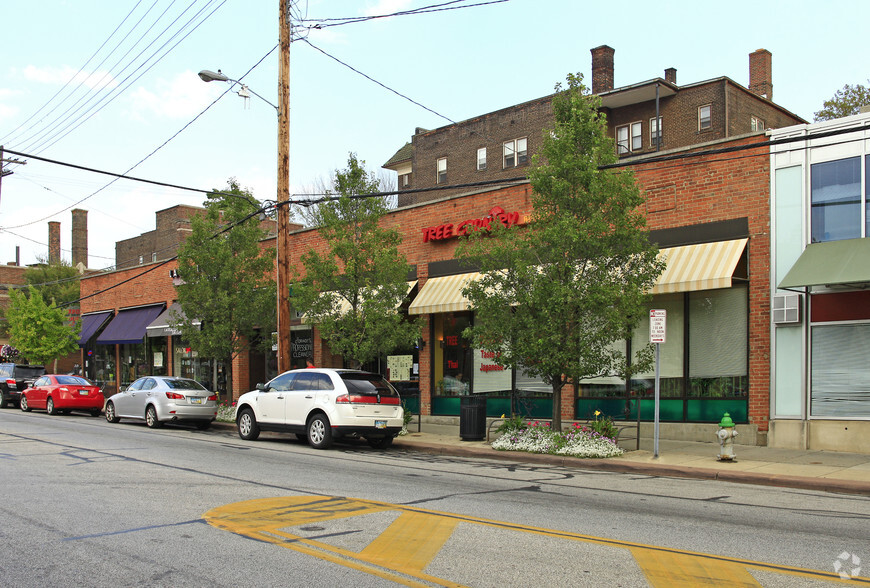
[[391, 421, 870, 496]]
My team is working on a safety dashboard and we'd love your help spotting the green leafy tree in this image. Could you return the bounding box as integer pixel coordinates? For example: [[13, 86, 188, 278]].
[[458, 73, 665, 430], [5, 286, 79, 371], [25, 257, 81, 306], [814, 81, 870, 121], [292, 154, 420, 369], [175, 179, 276, 398]]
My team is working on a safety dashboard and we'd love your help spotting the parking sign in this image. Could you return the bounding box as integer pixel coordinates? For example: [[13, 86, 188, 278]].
[[650, 309, 666, 344]]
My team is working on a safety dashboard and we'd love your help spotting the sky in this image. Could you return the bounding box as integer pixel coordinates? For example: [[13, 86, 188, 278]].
[[0, 0, 867, 270]]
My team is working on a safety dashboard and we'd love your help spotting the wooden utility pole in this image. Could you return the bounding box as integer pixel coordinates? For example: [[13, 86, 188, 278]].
[[276, 0, 292, 372]]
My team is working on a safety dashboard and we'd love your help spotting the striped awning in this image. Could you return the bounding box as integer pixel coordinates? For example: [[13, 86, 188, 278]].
[[651, 238, 747, 294], [408, 273, 481, 315]]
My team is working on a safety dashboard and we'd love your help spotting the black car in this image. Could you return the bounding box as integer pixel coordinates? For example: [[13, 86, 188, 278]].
[[0, 363, 46, 408]]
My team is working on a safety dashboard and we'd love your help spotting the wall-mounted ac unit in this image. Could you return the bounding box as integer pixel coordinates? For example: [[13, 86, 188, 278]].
[[773, 293, 802, 324]]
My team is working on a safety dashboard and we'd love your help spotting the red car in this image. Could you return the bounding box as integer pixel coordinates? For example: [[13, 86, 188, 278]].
[[20, 375, 104, 417]]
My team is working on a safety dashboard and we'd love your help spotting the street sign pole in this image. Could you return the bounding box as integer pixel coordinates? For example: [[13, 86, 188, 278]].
[[649, 309, 666, 459]]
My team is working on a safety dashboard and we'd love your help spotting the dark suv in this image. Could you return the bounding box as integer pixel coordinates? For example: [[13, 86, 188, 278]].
[[0, 363, 46, 408]]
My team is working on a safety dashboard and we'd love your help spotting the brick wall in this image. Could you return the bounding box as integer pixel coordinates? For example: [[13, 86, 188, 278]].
[[633, 135, 771, 431]]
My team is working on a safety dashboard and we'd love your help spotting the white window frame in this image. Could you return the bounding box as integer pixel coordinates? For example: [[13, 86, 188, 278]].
[[650, 116, 662, 147], [477, 147, 487, 171], [616, 125, 629, 154], [699, 104, 712, 131], [751, 116, 765, 132], [630, 121, 643, 152], [503, 138, 528, 168], [436, 157, 447, 184]]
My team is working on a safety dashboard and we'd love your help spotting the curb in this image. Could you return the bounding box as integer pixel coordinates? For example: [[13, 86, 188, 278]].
[[212, 422, 870, 496], [390, 439, 870, 497]]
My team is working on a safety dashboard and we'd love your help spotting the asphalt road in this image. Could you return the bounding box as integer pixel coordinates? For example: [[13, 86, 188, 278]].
[[1, 409, 868, 587]]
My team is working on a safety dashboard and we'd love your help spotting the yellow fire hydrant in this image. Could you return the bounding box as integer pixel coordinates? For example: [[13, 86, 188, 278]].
[[716, 413, 738, 461]]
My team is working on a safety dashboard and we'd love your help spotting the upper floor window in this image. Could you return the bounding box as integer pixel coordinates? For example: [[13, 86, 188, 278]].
[[436, 158, 447, 184], [811, 156, 865, 243], [699, 105, 712, 131], [400, 173, 410, 187], [616, 122, 643, 154], [151, 252, 157, 263], [477, 147, 487, 171], [650, 117, 662, 148], [138, 255, 144, 265], [503, 138, 528, 168], [751, 116, 765, 132]]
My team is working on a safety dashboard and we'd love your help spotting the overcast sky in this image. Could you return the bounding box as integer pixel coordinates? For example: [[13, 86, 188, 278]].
[[0, 0, 866, 269]]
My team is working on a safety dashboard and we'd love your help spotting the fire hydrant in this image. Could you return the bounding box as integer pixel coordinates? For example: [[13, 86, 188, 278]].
[[716, 413, 738, 461]]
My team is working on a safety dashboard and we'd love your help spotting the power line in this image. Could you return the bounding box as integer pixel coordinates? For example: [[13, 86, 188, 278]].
[[298, 0, 508, 29]]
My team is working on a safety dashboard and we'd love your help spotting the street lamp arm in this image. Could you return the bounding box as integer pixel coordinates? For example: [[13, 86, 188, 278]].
[[197, 69, 279, 113]]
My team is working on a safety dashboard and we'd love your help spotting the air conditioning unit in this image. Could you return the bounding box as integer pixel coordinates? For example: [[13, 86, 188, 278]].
[[773, 293, 802, 324]]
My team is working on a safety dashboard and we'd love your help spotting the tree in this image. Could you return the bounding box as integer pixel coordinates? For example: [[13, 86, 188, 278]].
[[5, 286, 79, 371], [292, 154, 421, 369], [25, 257, 82, 306], [174, 179, 276, 398], [457, 73, 665, 430], [814, 81, 870, 121]]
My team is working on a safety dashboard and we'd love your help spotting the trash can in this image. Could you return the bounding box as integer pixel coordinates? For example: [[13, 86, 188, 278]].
[[459, 394, 487, 441]]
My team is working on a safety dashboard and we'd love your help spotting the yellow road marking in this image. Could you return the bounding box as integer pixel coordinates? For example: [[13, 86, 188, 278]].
[[204, 496, 869, 586], [360, 511, 459, 572], [631, 547, 762, 587]]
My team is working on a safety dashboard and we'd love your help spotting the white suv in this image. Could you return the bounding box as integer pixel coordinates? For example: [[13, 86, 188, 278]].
[[234, 368, 404, 449]]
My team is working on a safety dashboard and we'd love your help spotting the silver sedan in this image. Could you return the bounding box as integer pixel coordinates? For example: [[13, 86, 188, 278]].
[[105, 376, 217, 430]]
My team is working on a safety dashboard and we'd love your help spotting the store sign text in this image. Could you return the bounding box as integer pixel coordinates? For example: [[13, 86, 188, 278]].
[[422, 206, 524, 243]]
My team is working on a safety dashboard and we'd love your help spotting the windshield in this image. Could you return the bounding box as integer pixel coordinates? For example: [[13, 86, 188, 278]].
[[340, 373, 399, 397], [165, 379, 208, 391], [13, 366, 45, 379]]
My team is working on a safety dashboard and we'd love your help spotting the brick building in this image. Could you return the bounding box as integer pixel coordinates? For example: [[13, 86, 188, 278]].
[[384, 46, 803, 206], [115, 205, 204, 269]]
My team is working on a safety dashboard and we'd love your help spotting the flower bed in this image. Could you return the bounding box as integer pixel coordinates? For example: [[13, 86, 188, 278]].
[[217, 401, 236, 423], [491, 419, 624, 459]]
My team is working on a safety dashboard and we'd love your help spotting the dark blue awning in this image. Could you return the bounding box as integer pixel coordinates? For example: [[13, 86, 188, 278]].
[[78, 311, 113, 346], [96, 305, 165, 345]]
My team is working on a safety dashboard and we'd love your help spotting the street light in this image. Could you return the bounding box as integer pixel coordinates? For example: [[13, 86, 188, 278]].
[[198, 9, 292, 375]]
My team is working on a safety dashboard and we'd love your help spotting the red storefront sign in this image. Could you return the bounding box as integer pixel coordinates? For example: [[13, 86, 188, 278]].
[[422, 206, 524, 243]]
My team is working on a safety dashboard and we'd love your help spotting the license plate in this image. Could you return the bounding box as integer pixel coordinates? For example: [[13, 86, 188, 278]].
[[78, 390, 88, 396], [190, 397, 203, 405], [375, 420, 386, 429]]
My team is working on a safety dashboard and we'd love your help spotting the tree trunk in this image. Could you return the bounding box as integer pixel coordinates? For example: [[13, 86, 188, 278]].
[[551, 380, 562, 431], [224, 357, 233, 403]]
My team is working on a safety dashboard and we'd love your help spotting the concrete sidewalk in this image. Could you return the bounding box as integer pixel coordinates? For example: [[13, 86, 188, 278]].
[[392, 420, 870, 496]]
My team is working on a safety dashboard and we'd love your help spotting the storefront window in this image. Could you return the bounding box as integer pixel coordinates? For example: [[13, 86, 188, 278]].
[[148, 336, 168, 377], [811, 323, 870, 417], [631, 293, 685, 398], [290, 327, 313, 370], [810, 156, 861, 243], [433, 313, 472, 396], [472, 346, 511, 393], [174, 341, 225, 394], [119, 342, 148, 388], [92, 345, 116, 394], [688, 288, 748, 397]]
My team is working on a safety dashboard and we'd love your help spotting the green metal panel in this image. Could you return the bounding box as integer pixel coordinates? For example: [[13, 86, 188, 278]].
[[687, 398, 748, 423], [401, 396, 420, 414], [432, 396, 460, 415]]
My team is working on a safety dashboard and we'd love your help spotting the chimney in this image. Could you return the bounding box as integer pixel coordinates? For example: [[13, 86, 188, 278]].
[[664, 67, 677, 84], [748, 48, 772, 100], [591, 45, 615, 94], [71, 208, 88, 269], [48, 221, 61, 264]]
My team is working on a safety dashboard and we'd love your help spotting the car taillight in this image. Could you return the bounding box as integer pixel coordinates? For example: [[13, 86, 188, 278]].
[[165, 392, 184, 399], [58, 387, 69, 393], [336, 394, 400, 405], [6, 378, 16, 388], [207, 395, 217, 401]]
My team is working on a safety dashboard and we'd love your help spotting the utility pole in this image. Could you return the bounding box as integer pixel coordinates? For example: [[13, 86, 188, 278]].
[[0, 146, 26, 208], [276, 0, 292, 372]]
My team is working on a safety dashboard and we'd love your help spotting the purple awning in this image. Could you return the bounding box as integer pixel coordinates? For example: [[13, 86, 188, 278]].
[[78, 311, 113, 346], [96, 305, 165, 345]]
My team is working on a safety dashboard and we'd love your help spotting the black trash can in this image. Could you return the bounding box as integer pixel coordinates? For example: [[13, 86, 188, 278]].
[[459, 394, 487, 441]]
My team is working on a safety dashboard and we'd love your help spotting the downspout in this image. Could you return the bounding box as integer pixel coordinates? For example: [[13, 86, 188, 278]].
[[655, 83, 660, 152]]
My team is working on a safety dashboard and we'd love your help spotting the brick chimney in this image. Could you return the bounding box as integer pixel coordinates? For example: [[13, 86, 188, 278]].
[[48, 221, 60, 264], [748, 49, 772, 100], [71, 208, 88, 269], [591, 45, 615, 94], [664, 67, 677, 84]]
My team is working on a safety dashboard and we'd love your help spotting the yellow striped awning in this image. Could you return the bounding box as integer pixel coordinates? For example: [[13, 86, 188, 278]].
[[651, 238, 747, 294], [408, 273, 482, 315]]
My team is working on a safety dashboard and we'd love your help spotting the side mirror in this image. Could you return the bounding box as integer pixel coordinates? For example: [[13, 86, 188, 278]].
[[256, 383, 268, 392], [119, 385, 127, 392]]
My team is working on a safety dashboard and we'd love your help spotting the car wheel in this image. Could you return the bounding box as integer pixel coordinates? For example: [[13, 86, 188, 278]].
[[105, 401, 120, 423], [46, 397, 57, 415], [90, 409, 101, 417], [195, 421, 211, 431], [237, 408, 260, 441], [306, 414, 333, 449], [145, 405, 162, 428], [20, 395, 30, 412], [367, 436, 393, 449]]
